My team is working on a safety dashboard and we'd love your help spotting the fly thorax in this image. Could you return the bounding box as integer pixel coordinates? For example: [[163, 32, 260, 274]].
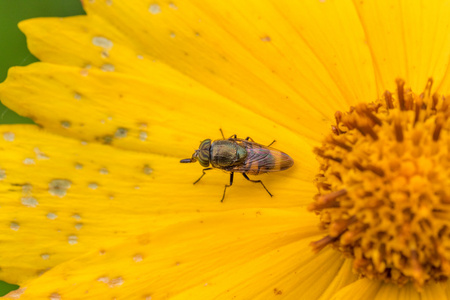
[[211, 140, 247, 168]]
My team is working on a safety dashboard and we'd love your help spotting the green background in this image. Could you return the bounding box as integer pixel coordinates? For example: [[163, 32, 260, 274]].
[[0, 0, 85, 295]]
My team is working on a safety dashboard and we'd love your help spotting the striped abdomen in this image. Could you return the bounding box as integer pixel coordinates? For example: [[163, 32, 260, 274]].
[[232, 140, 294, 175]]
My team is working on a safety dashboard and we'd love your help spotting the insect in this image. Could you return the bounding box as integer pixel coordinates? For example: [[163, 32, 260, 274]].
[[180, 130, 294, 202]]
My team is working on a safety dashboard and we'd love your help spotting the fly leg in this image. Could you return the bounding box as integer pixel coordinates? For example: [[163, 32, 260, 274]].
[[193, 168, 213, 185], [245, 136, 276, 147], [221, 172, 234, 202], [242, 173, 273, 197], [219, 128, 237, 140]]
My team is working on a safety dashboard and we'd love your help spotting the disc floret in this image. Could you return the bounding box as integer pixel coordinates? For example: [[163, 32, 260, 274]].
[[310, 79, 450, 288]]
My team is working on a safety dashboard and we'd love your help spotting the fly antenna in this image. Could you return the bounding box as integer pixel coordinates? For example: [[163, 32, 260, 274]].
[[219, 128, 225, 139], [180, 158, 195, 163]]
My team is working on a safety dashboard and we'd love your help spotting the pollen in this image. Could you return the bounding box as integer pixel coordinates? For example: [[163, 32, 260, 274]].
[[309, 79, 450, 289]]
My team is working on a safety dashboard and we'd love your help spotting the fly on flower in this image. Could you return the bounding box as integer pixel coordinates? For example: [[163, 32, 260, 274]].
[[180, 130, 294, 202]]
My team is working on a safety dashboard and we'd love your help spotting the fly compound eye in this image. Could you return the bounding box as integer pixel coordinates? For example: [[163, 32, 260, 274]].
[[197, 139, 211, 167], [197, 156, 210, 167]]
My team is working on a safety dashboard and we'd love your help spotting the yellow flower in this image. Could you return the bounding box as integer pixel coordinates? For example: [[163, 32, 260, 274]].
[[0, 0, 450, 299]]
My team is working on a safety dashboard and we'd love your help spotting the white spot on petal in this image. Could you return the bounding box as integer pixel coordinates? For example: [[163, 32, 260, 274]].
[[97, 276, 125, 288], [23, 158, 35, 165], [99, 168, 109, 175], [47, 212, 57, 220], [108, 277, 124, 288], [10, 222, 19, 231], [143, 165, 153, 175], [97, 276, 110, 283], [92, 36, 113, 49], [21, 197, 38, 207], [149, 3, 161, 14], [41, 253, 50, 260], [49, 179, 72, 197], [88, 182, 99, 190], [74, 93, 82, 100], [49, 292, 61, 300], [34, 147, 50, 160], [22, 183, 33, 193], [75, 223, 83, 230], [72, 214, 81, 220], [106, 0, 113, 5], [75, 163, 83, 170], [81, 141, 88, 145], [170, 32, 176, 38], [139, 131, 148, 141], [61, 121, 71, 128], [3, 132, 15, 141], [133, 254, 143, 262], [137, 54, 144, 59], [168, 2, 177, 9], [115, 128, 128, 138], [6, 287, 26, 298], [68, 234, 78, 245], [101, 64, 115, 72], [0, 169, 5, 180]]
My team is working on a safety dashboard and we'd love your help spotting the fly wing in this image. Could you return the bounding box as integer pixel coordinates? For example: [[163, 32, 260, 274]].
[[231, 139, 294, 174]]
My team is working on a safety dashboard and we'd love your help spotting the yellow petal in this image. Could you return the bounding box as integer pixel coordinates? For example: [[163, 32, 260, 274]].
[[19, 0, 381, 143], [0, 62, 318, 179], [353, 0, 450, 94], [331, 279, 449, 300], [318, 259, 358, 300], [83, 0, 373, 126], [331, 279, 383, 300], [18, 16, 205, 87], [443, 281, 450, 299], [6, 210, 345, 299], [0, 124, 312, 283], [375, 281, 448, 300], [438, 67, 450, 94]]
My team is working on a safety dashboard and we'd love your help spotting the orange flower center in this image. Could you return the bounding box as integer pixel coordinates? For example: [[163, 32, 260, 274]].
[[309, 79, 450, 289]]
